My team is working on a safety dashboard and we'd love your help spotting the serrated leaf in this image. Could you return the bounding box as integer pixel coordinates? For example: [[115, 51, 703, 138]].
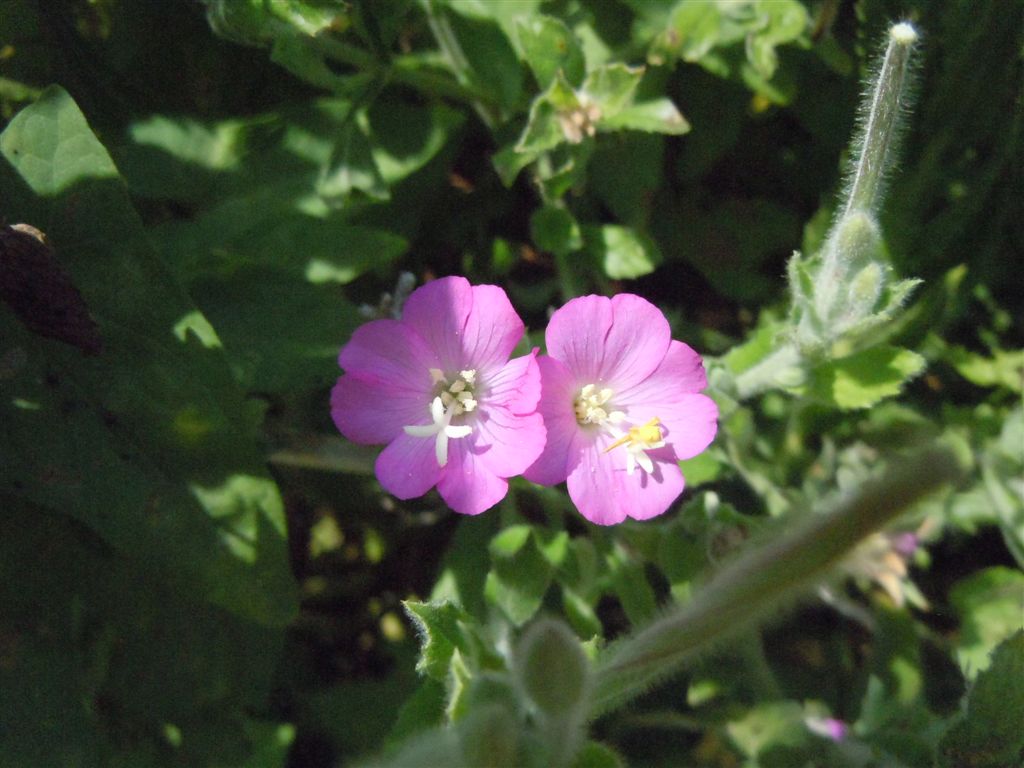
[[950, 567, 1024, 678], [586, 224, 662, 280], [517, 15, 585, 88], [403, 600, 475, 681], [808, 345, 926, 409], [939, 632, 1024, 768]]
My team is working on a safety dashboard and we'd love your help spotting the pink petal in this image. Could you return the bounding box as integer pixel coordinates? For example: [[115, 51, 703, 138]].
[[599, 294, 672, 390], [401, 277, 524, 372], [484, 352, 541, 415], [545, 295, 614, 382], [656, 394, 718, 461], [566, 431, 685, 525], [375, 432, 442, 500], [331, 375, 428, 445], [465, 284, 526, 371], [437, 439, 509, 515], [400, 276, 474, 372], [471, 408, 546, 478], [617, 340, 709, 400], [339, 319, 438, 390], [524, 356, 582, 486], [616, 342, 718, 461]]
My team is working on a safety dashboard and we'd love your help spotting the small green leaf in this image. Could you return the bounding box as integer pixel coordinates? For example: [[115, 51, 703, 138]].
[[572, 741, 624, 768], [530, 205, 583, 256], [586, 224, 662, 280], [517, 15, 585, 88], [403, 600, 475, 682], [600, 98, 690, 135], [948, 346, 1024, 392], [950, 567, 1024, 678], [607, 547, 657, 626], [485, 527, 554, 626], [808, 345, 926, 410], [317, 119, 389, 201], [583, 63, 644, 117], [516, 73, 584, 154], [939, 632, 1024, 768], [516, 619, 591, 716], [726, 701, 810, 760]]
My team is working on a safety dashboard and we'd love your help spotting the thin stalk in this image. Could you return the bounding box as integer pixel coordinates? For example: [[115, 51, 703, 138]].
[[590, 446, 960, 717]]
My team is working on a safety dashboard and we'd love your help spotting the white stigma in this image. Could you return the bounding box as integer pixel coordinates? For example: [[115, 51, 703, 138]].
[[403, 369, 479, 467], [889, 22, 917, 46]]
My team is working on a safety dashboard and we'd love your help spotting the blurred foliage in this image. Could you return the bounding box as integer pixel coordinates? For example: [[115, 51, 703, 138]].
[[1, 0, 1021, 766]]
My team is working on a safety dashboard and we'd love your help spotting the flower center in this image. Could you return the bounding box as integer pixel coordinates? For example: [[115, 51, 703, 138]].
[[575, 383, 663, 476], [432, 368, 478, 415], [574, 383, 624, 426], [402, 369, 478, 468]]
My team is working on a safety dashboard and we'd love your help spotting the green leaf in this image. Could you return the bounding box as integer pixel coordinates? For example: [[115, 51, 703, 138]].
[[726, 701, 810, 760], [600, 98, 690, 135], [403, 600, 475, 681], [517, 15, 585, 88], [318, 118, 389, 201], [947, 345, 1024, 392], [189, 271, 360, 393], [939, 632, 1024, 768], [484, 526, 554, 626], [516, 72, 584, 154], [367, 100, 464, 186], [572, 741, 625, 768], [583, 63, 644, 117], [444, 9, 523, 113], [950, 567, 1024, 678], [0, 87, 297, 626], [205, 0, 346, 44], [585, 224, 662, 280], [649, 1, 724, 64], [530, 205, 583, 256], [606, 546, 658, 626], [808, 345, 926, 410], [0, 501, 286, 765]]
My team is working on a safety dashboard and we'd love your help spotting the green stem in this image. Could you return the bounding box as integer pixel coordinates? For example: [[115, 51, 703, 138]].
[[590, 446, 960, 717]]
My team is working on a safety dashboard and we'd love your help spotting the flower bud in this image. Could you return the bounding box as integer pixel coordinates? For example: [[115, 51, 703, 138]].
[[516, 618, 591, 716]]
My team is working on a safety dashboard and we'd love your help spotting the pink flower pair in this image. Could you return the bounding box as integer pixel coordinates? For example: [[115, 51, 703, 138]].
[[331, 277, 717, 525]]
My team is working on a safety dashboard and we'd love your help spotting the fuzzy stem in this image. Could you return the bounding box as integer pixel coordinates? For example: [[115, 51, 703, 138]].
[[589, 445, 960, 717], [732, 343, 803, 400], [842, 22, 918, 218]]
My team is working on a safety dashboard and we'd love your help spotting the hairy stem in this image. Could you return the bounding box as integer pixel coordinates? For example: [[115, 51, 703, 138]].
[[590, 445, 960, 716]]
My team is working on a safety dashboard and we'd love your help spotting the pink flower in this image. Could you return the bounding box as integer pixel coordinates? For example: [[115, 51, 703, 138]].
[[524, 294, 718, 525], [331, 277, 545, 515]]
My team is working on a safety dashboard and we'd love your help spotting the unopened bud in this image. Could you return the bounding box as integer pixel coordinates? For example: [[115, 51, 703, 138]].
[[516, 619, 591, 716]]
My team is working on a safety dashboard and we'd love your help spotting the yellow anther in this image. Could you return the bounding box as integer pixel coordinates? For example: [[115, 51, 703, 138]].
[[604, 418, 662, 453]]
